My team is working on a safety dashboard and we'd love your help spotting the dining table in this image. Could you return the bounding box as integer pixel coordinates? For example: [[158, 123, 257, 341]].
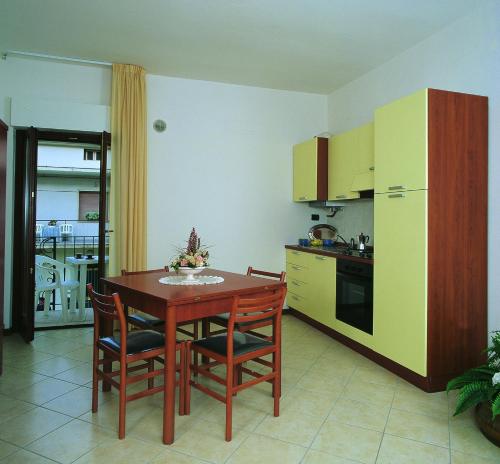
[[101, 268, 286, 444]]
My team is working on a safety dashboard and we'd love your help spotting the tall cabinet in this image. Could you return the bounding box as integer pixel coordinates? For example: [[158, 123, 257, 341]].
[[373, 89, 488, 390], [0, 120, 7, 376]]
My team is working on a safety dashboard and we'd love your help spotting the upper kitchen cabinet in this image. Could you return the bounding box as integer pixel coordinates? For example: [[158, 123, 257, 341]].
[[328, 122, 374, 200], [374, 89, 427, 193], [292, 137, 328, 202]]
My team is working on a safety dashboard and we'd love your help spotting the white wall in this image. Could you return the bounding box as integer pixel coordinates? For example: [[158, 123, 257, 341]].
[[327, 1, 500, 332], [146, 74, 327, 273]]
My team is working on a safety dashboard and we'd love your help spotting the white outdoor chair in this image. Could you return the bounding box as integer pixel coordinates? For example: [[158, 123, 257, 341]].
[[59, 223, 73, 242], [35, 224, 43, 238], [35, 255, 80, 321]]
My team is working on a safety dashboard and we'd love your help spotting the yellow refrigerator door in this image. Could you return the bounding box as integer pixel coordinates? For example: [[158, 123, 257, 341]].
[[373, 189, 427, 376]]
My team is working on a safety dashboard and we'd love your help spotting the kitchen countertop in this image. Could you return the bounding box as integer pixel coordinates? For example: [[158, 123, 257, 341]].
[[285, 244, 374, 265]]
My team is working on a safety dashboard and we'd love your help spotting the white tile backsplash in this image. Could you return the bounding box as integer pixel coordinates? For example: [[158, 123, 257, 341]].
[[326, 199, 374, 246]]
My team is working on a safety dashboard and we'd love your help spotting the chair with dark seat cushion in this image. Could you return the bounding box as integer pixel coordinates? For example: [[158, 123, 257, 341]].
[[121, 267, 199, 340], [87, 284, 185, 439], [203, 266, 286, 341], [186, 287, 287, 441]]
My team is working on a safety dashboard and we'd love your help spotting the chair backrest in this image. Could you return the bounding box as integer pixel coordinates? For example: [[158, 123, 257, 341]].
[[35, 224, 43, 237], [87, 284, 128, 347], [226, 287, 287, 356], [121, 266, 169, 276], [246, 266, 286, 283], [59, 223, 73, 235]]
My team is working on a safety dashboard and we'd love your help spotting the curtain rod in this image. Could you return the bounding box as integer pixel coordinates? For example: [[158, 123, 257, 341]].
[[2, 50, 112, 67]]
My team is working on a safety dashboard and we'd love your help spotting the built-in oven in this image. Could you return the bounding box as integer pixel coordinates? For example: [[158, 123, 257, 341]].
[[336, 259, 373, 335]]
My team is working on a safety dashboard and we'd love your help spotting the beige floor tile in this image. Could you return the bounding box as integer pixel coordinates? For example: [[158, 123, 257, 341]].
[[281, 386, 341, 419], [3, 350, 56, 369], [171, 418, 249, 463], [226, 433, 307, 464], [73, 436, 165, 464], [350, 365, 406, 387], [26, 418, 114, 464], [42, 386, 108, 418], [30, 356, 84, 376], [297, 369, 351, 393], [30, 337, 87, 356], [0, 407, 72, 447], [312, 420, 382, 464], [385, 408, 450, 447], [0, 368, 48, 395], [65, 345, 94, 362], [376, 434, 450, 464], [342, 380, 395, 409], [392, 385, 448, 418], [0, 449, 57, 464], [302, 449, 365, 464], [328, 397, 390, 432], [0, 439, 19, 461], [0, 394, 37, 424], [150, 448, 210, 464], [450, 423, 500, 461], [451, 450, 500, 464], [254, 408, 324, 447], [12, 377, 79, 405], [79, 395, 156, 433], [55, 362, 93, 385]]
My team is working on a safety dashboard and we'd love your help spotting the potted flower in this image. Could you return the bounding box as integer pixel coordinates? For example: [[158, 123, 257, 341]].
[[170, 228, 209, 281], [447, 331, 500, 446]]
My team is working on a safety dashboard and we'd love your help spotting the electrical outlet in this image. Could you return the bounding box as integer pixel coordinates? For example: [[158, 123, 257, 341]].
[[311, 214, 320, 221]]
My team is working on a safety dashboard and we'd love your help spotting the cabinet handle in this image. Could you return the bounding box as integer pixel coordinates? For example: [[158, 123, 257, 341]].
[[292, 281, 301, 286], [299, 196, 308, 200], [388, 185, 405, 191], [388, 193, 405, 198], [291, 295, 299, 301], [292, 265, 302, 270], [369, 166, 375, 171], [315, 256, 326, 260], [336, 195, 346, 199]]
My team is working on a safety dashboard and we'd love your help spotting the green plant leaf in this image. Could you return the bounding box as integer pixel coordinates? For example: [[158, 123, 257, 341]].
[[453, 381, 492, 416], [446, 367, 494, 392], [492, 393, 500, 420]]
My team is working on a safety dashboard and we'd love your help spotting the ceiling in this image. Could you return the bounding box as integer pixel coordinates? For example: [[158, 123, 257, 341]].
[[0, 0, 483, 94]]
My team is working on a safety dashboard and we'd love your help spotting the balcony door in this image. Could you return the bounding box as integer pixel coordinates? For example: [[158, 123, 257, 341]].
[[13, 129, 111, 341]]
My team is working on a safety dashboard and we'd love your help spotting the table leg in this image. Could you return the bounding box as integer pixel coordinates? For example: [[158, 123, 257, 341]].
[[163, 305, 176, 444], [78, 264, 88, 318]]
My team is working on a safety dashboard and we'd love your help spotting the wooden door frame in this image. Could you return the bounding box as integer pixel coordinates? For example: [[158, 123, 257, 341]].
[[0, 119, 7, 374], [12, 128, 110, 337]]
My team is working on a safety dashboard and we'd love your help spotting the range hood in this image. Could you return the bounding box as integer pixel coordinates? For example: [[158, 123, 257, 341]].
[[308, 200, 348, 208]]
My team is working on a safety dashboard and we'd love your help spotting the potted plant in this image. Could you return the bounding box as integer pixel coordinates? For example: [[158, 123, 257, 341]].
[[48, 219, 57, 226], [447, 331, 500, 446], [170, 228, 209, 281], [85, 211, 99, 221]]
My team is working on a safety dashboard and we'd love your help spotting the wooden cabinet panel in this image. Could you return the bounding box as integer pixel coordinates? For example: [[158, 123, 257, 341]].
[[374, 89, 427, 193], [293, 137, 327, 202], [373, 190, 427, 376]]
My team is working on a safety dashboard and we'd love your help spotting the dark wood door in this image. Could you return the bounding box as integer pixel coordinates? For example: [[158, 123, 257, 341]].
[[0, 120, 7, 374], [98, 131, 111, 291]]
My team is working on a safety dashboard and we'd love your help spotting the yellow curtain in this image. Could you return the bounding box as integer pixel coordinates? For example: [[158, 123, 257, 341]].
[[110, 64, 147, 275]]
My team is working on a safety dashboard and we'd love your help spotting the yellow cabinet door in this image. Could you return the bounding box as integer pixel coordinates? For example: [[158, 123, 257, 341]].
[[293, 138, 318, 202], [373, 190, 427, 376], [351, 122, 374, 191], [307, 255, 336, 328], [374, 89, 428, 194], [328, 130, 360, 200]]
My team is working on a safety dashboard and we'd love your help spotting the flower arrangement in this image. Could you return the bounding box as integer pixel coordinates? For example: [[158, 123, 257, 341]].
[[447, 331, 500, 420], [170, 228, 209, 271]]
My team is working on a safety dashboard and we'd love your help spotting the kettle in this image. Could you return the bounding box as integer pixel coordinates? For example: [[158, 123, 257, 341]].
[[358, 233, 370, 251]]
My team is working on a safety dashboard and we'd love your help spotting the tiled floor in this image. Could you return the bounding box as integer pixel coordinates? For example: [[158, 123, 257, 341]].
[[1, 315, 499, 463], [35, 308, 94, 328]]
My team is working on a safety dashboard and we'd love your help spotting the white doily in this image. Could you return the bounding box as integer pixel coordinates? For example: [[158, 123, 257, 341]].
[[159, 275, 225, 286]]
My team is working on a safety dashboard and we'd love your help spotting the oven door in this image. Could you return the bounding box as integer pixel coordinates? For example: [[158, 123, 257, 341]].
[[336, 271, 373, 335]]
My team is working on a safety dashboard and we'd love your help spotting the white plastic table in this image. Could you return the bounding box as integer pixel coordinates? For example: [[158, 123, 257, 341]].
[[67, 256, 109, 320]]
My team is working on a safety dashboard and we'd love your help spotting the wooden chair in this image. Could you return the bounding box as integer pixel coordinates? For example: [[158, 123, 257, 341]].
[[185, 287, 287, 441], [87, 283, 185, 439], [203, 266, 286, 341], [121, 267, 199, 340]]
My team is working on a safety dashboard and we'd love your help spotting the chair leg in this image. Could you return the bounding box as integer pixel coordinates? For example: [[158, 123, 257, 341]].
[[232, 363, 241, 397], [201, 320, 209, 365], [60, 288, 69, 322], [193, 320, 199, 376], [178, 344, 185, 416], [91, 346, 99, 413], [273, 353, 281, 417], [148, 359, 154, 390], [43, 291, 51, 317], [185, 342, 191, 415], [118, 359, 127, 439], [225, 363, 233, 442]]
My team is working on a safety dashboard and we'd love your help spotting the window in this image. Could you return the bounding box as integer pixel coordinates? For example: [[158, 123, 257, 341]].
[[79, 191, 99, 220], [83, 149, 101, 161]]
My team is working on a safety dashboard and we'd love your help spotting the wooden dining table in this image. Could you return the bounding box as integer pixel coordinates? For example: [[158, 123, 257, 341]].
[[101, 268, 286, 444]]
